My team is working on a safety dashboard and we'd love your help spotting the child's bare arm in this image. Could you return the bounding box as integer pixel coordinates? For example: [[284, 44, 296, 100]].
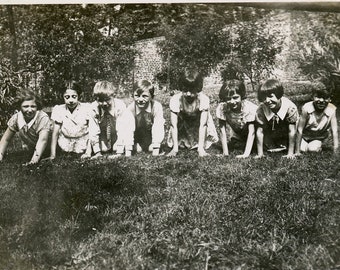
[[286, 123, 296, 157], [219, 120, 229, 156], [295, 112, 307, 155], [0, 128, 15, 161], [198, 110, 208, 156], [330, 113, 338, 152], [50, 122, 61, 159], [29, 129, 49, 164], [167, 111, 179, 156], [240, 123, 255, 158], [256, 126, 264, 157]]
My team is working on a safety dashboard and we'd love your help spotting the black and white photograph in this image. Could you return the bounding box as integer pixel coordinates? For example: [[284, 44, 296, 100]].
[[0, 1, 340, 269]]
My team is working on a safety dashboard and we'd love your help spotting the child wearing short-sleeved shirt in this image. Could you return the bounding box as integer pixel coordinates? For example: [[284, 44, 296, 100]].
[[167, 68, 218, 157], [296, 88, 338, 154], [49, 81, 97, 159], [0, 90, 51, 164], [127, 79, 165, 156], [216, 79, 258, 157], [255, 79, 299, 158]]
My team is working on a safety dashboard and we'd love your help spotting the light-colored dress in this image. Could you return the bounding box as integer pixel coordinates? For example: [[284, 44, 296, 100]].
[[7, 110, 51, 150], [127, 100, 165, 152], [256, 96, 299, 149], [167, 92, 218, 149], [301, 101, 336, 142], [51, 103, 94, 153], [216, 99, 258, 141]]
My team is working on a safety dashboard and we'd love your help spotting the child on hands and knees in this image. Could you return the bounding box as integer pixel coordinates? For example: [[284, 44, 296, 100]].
[[49, 81, 97, 160], [0, 90, 51, 164], [296, 87, 338, 155], [167, 68, 218, 157], [90, 81, 134, 158], [255, 79, 299, 159], [127, 80, 165, 156], [216, 79, 258, 158]]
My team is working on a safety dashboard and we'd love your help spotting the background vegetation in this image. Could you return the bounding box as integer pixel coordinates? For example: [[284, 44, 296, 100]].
[[1, 4, 339, 125]]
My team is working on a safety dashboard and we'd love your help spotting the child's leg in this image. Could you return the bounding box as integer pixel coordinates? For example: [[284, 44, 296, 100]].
[[307, 140, 322, 152], [300, 138, 308, 152]]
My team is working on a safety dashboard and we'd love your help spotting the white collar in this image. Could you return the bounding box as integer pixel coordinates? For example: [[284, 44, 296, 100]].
[[263, 97, 292, 121], [17, 111, 38, 130]]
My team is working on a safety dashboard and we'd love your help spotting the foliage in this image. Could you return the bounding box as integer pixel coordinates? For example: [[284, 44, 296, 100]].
[[292, 12, 340, 81], [156, 5, 279, 90], [221, 15, 283, 90]]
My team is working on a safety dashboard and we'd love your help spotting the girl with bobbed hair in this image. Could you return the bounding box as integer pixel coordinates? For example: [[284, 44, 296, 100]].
[[0, 89, 51, 164], [167, 68, 218, 157], [216, 79, 258, 157], [255, 79, 299, 158]]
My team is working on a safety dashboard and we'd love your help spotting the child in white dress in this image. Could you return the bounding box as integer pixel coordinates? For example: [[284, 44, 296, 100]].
[[49, 81, 96, 159], [167, 68, 218, 157]]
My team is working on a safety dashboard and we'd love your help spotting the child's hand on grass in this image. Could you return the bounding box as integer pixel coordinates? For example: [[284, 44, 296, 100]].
[[282, 154, 295, 159], [81, 153, 91, 159], [198, 149, 209, 157], [107, 153, 122, 159], [236, 154, 249, 159], [167, 149, 178, 157], [90, 152, 102, 160]]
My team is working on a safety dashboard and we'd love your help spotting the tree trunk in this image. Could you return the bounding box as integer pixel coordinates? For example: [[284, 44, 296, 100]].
[[6, 5, 17, 70]]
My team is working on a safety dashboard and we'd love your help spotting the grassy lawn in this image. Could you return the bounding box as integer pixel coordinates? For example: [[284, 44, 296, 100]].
[[0, 83, 340, 269]]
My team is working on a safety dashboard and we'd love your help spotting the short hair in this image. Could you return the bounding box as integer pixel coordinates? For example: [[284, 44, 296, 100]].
[[15, 89, 42, 110], [219, 79, 246, 102], [64, 80, 82, 95], [178, 68, 203, 94], [258, 79, 284, 102], [132, 80, 155, 98], [93, 81, 117, 97], [313, 88, 331, 100]]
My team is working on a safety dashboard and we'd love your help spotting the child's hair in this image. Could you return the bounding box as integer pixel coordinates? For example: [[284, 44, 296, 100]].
[[313, 87, 331, 100], [64, 80, 81, 95], [258, 79, 284, 102], [178, 68, 203, 94], [219, 79, 246, 102], [15, 89, 42, 110], [133, 80, 155, 98], [93, 81, 117, 98]]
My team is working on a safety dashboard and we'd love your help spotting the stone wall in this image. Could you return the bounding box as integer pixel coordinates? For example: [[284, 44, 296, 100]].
[[133, 9, 325, 89], [133, 36, 165, 84]]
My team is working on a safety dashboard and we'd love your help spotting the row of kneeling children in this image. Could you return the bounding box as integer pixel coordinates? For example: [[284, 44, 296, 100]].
[[0, 68, 338, 164]]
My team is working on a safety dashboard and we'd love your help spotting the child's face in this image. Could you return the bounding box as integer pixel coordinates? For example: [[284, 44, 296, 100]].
[[226, 93, 242, 112], [264, 93, 281, 111], [64, 89, 79, 110], [21, 100, 37, 122], [313, 96, 329, 111], [96, 94, 112, 110], [183, 90, 197, 104], [134, 89, 151, 109]]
